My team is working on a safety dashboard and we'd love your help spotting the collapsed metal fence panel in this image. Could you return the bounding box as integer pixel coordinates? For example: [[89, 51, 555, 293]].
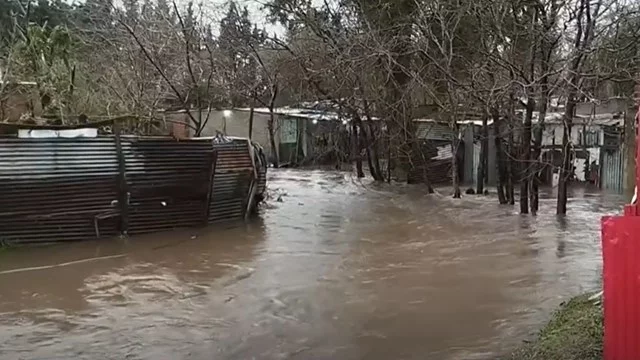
[[0, 135, 264, 245], [209, 139, 256, 223]]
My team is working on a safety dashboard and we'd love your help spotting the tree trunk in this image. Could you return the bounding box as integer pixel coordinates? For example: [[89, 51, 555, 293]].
[[248, 106, 254, 140], [506, 98, 516, 205], [353, 123, 365, 178], [267, 107, 279, 168], [386, 124, 392, 183], [363, 101, 384, 181], [491, 108, 507, 204], [557, 101, 575, 215], [531, 88, 548, 215], [477, 114, 488, 194], [507, 144, 515, 204], [416, 138, 435, 193], [364, 135, 377, 179], [520, 99, 535, 214], [362, 122, 384, 181], [452, 121, 461, 198], [369, 124, 385, 181]]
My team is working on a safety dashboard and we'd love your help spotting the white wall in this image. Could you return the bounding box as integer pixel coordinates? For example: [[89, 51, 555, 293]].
[[199, 110, 280, 161], [541, 123, 598, 147]]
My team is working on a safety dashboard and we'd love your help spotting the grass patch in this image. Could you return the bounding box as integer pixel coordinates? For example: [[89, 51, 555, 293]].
[[507, 293, 603, 360]]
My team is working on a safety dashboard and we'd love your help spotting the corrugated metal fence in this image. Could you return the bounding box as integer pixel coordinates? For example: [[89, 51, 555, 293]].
[[0, 135, 266, 245], [601, 147, 624, 193], [124, 137, 216, 235], [408, 140, 461, 185]]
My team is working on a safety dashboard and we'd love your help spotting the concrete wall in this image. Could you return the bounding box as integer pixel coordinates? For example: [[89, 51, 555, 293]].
[[202, 110, 281, 162]]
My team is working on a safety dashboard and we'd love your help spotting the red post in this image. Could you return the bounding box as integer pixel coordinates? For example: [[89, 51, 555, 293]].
[[601, 84, 640, 360]]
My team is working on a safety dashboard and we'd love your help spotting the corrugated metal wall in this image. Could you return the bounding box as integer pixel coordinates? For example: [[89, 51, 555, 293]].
[[0, 138, 121, 244], [0, 136, 265, 245], [601, 147, 624, 193], [124, 138, 216, 235], [407, 140, 459, 185], [415, 122, 455, 141]]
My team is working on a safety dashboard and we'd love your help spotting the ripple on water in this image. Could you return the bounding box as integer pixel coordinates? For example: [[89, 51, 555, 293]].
[[0, 169, 625, 360]]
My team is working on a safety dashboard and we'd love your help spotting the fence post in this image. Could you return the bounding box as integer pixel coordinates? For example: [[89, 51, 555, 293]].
[[113, 122, 129, 234]]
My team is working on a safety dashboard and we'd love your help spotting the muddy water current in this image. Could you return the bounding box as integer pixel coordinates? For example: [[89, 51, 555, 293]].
[[0, 169, 624, 359]]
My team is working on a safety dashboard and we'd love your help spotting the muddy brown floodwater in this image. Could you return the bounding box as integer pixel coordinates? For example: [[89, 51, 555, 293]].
[[0, 169, 623, 360]]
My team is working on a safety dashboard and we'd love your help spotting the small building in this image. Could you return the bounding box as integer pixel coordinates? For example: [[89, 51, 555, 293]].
[[414, 118, 497, 186], [177, 107, 354, 166], [534, 111, 625, 191]]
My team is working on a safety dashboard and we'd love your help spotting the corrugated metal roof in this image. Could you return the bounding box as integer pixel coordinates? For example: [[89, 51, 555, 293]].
[[413, 118, 494, 126], [236, 107, 346, 121], [530, 111, 624, 126]]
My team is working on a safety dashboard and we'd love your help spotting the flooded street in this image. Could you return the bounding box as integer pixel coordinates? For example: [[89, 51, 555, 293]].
[[0, 169, 622, 360]]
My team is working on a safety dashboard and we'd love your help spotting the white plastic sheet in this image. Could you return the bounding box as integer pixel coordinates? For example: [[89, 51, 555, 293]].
[[18, 128, 98, 138]]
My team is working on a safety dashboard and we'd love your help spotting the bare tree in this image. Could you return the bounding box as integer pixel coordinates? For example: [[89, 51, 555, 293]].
[[557, 0, 603, 214]]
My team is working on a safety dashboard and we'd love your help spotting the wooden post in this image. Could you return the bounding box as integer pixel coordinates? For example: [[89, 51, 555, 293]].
[[113, 121, 129, 234]]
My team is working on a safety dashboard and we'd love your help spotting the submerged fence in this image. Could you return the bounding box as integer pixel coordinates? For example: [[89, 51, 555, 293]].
[[0, 135, 266, 245]]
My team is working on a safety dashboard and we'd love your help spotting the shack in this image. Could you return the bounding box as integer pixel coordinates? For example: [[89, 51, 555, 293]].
[[173, 107, 353, 166], [0, 121, 267, 245], [533, 111, 625, 191], [413, 118, 497, 186]]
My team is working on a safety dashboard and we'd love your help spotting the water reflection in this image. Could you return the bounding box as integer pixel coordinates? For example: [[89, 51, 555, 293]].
[[0, 169, 624, 360]]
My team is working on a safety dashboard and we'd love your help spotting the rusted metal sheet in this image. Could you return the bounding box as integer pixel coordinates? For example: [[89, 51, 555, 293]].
[[252, 141, 268, 199], [123, 137, 216, 235], [0, 135, 266, 245], [209, 138, 256, 223], [0, 138, 120, 245]]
